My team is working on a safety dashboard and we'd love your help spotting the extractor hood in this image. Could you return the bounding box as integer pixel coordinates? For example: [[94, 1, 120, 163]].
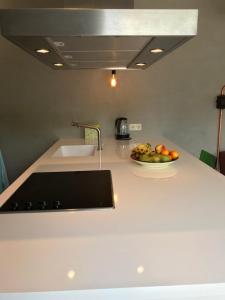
[[0, 8, 198, 70]]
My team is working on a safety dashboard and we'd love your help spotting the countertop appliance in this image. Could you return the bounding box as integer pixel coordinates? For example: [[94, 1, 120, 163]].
[[0, 170, 114, 213], [0, 5, 198, 70], [115, 117, 130, 140]]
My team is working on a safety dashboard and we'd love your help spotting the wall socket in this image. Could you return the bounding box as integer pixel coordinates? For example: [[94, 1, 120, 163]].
[[129, 123, 142, 131]]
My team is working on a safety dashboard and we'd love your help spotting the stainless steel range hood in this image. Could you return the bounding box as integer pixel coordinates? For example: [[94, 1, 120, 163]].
[[0, 8, 198, 70]]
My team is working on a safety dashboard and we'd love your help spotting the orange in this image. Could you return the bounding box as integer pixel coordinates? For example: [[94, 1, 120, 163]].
[[170, 150, 179, 160], [161, 149, 169, 156]]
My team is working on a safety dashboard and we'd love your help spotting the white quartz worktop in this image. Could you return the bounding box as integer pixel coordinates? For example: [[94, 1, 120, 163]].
[[1, 137, 225, 299]]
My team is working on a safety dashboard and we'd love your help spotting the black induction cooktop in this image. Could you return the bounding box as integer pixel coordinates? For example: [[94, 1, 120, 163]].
[[0, 170, 114, 213]]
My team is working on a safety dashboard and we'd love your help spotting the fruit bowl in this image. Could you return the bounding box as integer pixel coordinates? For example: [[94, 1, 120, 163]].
[[131, 157, 176, 169], [130, 143, 179, 169]]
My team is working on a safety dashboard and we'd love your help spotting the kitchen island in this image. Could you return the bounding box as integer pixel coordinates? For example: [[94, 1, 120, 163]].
[[1, 137, 225, 299]]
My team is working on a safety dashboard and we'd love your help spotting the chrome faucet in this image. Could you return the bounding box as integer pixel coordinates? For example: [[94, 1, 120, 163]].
[[72, 122, 103, 151]]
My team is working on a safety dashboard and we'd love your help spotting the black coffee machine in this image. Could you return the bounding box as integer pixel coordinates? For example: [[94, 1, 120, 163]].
[[115, 117, 131, 140]]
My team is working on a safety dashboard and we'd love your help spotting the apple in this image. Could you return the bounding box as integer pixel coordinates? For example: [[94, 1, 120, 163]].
[[155, 144, 165, 154]]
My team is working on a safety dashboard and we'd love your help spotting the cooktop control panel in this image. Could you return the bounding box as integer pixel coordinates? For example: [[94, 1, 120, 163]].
[[0, 170, 114, 213]]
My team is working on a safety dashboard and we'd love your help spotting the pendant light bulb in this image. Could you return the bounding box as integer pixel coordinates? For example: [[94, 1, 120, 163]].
[[110, 70, 117, 88]]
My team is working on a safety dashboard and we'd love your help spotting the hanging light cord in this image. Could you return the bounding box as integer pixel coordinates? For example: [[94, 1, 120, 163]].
[[216, 84, 225, 170]]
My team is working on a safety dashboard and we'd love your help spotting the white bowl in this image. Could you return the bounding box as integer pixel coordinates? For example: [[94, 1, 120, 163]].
[[131, 158, 176, 169]]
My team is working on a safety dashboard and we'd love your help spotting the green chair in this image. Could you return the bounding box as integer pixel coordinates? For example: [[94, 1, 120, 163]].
[[199, 150, 216, 169], [0, 150, 9, 193]]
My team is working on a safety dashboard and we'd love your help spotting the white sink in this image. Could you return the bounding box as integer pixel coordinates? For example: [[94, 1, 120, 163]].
[[52, 145, 96, 157]]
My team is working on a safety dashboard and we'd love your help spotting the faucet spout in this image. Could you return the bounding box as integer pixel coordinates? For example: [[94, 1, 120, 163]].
[[72, 122, 103, 151]]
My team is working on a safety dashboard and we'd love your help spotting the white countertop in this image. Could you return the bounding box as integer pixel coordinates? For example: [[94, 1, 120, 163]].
[[1, 137, 225, 299]]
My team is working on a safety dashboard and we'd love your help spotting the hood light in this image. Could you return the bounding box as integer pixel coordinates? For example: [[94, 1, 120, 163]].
[[136, 63, 146, 67], [54, 63, 64, 67], [150, 48, 164, 53], [36, 48, 50, 54], [110, 70, 117, 88]]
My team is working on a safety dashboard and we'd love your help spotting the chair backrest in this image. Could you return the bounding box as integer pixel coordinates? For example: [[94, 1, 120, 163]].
[[199, 150, 216, 169], [0, 150, 9, 193]]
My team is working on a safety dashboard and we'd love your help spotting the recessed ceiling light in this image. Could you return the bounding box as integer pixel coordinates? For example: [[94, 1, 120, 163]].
[[64, 55, 73, 59], [54, 63, 64, 67], [67, 270, 76, 279], [150, 48, 164, 53], [36, 48, 50, 54], [137, 265, 145, 274], [136, 63, 146, 67], [53, 41, 65, 47]]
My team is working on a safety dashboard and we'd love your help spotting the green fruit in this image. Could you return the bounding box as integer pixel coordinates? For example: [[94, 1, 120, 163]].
[[161, 155, 171, 162], [139, 154, 151, 162], [151, 154, 161, 163], [148, 156, 155, 163], [146, 143, 151, 152]]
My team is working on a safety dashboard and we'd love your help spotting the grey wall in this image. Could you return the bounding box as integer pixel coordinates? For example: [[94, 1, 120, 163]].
[[0, 0, 225, 182], [0, 0, 62, 8], [64, 0, 134, 8]]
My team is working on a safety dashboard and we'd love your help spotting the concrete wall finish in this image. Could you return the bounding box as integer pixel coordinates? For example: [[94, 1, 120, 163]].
[[0, 0, 225, 181]]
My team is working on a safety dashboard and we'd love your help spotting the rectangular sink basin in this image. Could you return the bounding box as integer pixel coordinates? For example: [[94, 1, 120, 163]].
[[52, 145, 95, 157]]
